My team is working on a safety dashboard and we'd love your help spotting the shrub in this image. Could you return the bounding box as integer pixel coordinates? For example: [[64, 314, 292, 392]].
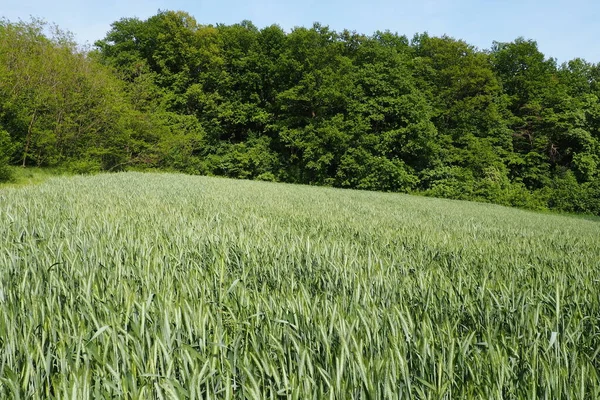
[[0, 129, 14, 182]]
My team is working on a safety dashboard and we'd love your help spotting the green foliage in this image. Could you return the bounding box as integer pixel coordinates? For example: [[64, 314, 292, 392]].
[[3, 166, 69, 186], [572, 152, 599, 181], [0, 18, 151, 171], [547, 170, 584, 212], [544, 169, 600, 215], [0, 129, 14, 182], [2, 13, 600, 214], [337, 147, 419, 191], [66, 159, 102, 175], [581, 179, 600, 215], [209, 136, 280, 179]]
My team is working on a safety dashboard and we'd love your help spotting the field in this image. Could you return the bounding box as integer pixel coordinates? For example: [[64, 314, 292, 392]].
[[0, 172, 599, 399]]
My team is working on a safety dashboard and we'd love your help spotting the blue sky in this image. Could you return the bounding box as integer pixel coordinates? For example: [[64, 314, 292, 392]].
[[3, 0, 598, 63]]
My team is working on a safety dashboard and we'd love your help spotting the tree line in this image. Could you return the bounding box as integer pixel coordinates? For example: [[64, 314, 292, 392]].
[[1, 12, 599, 215]]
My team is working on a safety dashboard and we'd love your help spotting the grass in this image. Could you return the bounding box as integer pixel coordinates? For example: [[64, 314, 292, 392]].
[[0, 172, 599, 399], [0, 166, 70, 187]]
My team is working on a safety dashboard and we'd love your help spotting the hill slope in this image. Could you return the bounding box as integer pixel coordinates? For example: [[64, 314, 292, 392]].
[[1, 172, 599, 398]]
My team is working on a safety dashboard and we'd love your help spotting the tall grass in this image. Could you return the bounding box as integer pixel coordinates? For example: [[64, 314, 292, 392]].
[[0, 172, 599, 399], [0, 166, 70, 187]]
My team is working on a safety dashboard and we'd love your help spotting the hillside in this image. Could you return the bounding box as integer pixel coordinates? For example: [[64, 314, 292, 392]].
[[0, 172, 599, 398], [2, 15, 600, 216]]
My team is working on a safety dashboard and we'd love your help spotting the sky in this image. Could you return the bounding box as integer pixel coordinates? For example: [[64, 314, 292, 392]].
[[2, 0, 599, 63]]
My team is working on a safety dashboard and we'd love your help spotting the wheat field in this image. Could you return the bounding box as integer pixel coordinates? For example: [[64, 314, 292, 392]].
[[0, 172, 599, 399]]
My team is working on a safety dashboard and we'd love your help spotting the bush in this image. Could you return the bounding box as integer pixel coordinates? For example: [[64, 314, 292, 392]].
[[0, 129, 14, 182], [66, 159, 102, 175], [337, 149, 419, 192], [581, 180, 600, 215], [256, 172, 277, 182], [507, 184, 548, 211], [420, 166, 476, 200], [547, 170, 583, 213]]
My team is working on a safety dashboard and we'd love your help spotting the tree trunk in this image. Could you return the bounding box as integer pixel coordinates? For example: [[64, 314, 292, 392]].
[[22, 110, 37, 167]]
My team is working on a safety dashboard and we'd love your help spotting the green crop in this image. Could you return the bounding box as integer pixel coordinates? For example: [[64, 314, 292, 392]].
[[0, 172, 599, 399]]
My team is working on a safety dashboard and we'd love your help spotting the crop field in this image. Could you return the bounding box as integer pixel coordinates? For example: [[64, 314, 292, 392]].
[[0, 172, 599, 399]]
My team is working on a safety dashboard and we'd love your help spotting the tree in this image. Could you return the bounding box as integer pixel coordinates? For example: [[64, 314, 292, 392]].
[[271, 24, 356, 184], [412, 34, 513, 194], [0, 18, 151, 171], [5, 10, 597, 214]]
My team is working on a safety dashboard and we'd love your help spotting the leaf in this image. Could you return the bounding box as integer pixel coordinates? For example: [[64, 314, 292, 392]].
[[548, 331, 558, 350], [88, 325, 110, 343]]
